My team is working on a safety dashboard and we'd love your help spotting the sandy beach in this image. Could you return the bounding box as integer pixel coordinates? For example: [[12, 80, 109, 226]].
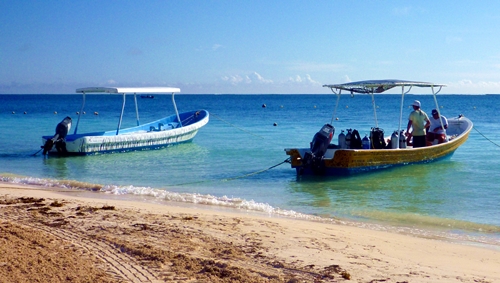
[[1, 182, 499, 283]]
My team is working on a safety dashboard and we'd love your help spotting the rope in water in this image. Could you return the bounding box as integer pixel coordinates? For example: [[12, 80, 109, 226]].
[[473, 126, 500, 148], [164, 158, 291, 187]]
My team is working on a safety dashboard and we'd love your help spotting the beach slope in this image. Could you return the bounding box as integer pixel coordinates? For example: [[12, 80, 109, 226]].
[[1, 182, 499, 283]]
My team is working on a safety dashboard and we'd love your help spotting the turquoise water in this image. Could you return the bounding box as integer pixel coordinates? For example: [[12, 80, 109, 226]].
[[1, 93, 499, 247]]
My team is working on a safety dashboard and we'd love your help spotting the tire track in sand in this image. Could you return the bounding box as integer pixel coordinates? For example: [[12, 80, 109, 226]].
[[3, 207, 162, 283]]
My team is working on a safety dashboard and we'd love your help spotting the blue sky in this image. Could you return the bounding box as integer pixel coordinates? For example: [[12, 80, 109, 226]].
[[1, 0, 500, 94]]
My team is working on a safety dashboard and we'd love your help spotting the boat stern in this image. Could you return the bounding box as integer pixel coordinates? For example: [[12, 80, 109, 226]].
[[285, 148, 304, 168]]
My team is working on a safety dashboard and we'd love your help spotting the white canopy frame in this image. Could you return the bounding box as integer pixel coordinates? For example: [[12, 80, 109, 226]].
[[74, 87, 181, 135], [323, 80, 447, 148]]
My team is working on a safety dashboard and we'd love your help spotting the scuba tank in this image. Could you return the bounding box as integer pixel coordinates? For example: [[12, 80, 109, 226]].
[[351, 129, 362, 149], [345, 129, 352, 149], [338, 130, 346, 149], [362, 135, 370, 149], [370, 127, 386, 149], [390, 131, 399, 149], [399, 130, 407, 149]]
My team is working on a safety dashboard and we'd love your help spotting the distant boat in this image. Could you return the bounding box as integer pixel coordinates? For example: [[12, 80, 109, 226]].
[[141, 95, 154, 99], [42, 87, 209, 156], [285, 79, 473, 176]]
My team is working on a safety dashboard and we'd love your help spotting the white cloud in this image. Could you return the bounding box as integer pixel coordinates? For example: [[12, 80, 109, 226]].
[[288, 75, 302, 83], [341, 75, 352, 83], [288, 74, 321, 86], [457, 79, 473, 86], [445, 80, 500, 94], [304, 74, 319, 84], [221, 75, 245, 85], [251, 72, 273, 83], [222, 72, 272, 85], [212, 44, 223, 51]]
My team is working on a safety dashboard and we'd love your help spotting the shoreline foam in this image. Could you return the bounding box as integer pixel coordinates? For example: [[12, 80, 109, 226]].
[[1, 181, 500, 282], [2, 174, 500, 248]]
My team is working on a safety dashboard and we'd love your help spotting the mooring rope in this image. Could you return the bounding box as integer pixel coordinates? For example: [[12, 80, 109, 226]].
[[32, 148, 43, 156], [473, 126, 500, 148], [165, 158, 291, 187], [210, 113, 265, 139], [222, 158, 291, 181]]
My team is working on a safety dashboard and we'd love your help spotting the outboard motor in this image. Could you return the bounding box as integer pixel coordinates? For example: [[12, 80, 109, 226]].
[[42, 116, 72, 155], [302, 123, 334, 172]]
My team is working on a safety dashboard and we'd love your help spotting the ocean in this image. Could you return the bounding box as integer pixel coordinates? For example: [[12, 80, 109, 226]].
[[1, 93, 499, 248]]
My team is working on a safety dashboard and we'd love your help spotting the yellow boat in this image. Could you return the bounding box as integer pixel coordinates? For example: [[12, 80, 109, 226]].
[[285, 80, 473, 176]]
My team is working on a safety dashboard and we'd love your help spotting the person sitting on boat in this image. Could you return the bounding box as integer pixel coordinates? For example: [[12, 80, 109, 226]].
[[406, 100, 430, 148], [426, 109, 448, 145]]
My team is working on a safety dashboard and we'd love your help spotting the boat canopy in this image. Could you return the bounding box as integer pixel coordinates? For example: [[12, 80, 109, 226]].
[[76, 87, 180, 94], [322, 79, 448, 137], [73, 86, 182, 135], [323, 79, 446, 94]]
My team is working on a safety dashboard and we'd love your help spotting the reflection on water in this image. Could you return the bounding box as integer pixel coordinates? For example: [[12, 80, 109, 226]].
[[39, 142, 211, 187], [286, 161, 500, 240], [287, 161, 468, 222], [42, 156, 70, 179]]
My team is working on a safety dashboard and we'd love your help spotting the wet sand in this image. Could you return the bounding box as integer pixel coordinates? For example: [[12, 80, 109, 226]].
[[1, 182, 499, 283]]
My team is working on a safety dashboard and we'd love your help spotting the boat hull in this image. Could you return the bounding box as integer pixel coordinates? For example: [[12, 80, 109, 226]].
[[285, 116, 472, 176], [43, 110, 209, 156]]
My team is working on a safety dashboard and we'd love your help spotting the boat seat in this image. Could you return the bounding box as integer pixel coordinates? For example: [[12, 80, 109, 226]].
[[168, 122, 179, 129], [151, 122, 179, 131]]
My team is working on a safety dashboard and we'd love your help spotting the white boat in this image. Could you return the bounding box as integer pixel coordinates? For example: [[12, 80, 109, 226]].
[[42, 87, 209, 156]]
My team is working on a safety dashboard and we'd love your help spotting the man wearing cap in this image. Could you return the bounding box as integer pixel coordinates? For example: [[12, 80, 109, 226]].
[[406, 100, 430, 148], [426, 109, 448, 145]]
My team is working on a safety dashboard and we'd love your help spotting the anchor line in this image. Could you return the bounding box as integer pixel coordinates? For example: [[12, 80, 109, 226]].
[[222, 158, 291, 181], [165, 158, 291, 187], [32, 148, 43, 156], [473, 126, 500, 148], [210, 113, 265, 139]]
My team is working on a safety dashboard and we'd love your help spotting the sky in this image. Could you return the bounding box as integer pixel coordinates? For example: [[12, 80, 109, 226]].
[[1, 0, 500, 94]]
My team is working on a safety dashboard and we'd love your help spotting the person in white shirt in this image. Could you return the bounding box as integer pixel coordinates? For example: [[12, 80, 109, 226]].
[[426, 109, 448, 145], [406, 100, 430, 148]]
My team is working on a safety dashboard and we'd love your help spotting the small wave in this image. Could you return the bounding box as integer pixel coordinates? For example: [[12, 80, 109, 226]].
[[2, 174, 499, 248], [0, 174, 328, 222], [353, 210, 500, 234], [1, 174, 103, 191]]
